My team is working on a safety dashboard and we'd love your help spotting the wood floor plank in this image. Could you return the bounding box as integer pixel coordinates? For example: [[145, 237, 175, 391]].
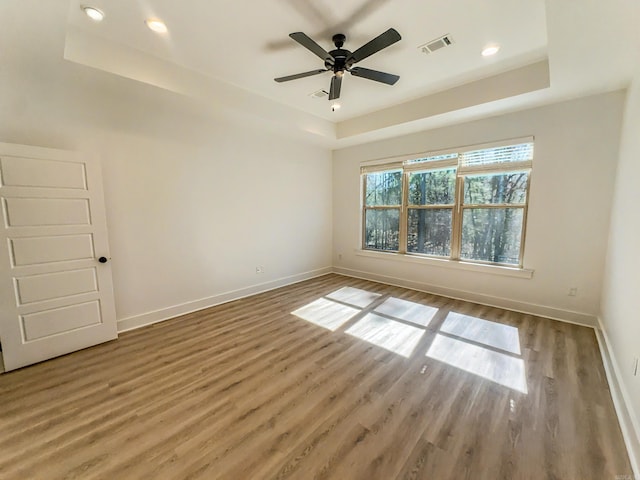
[[0, 273, 633, 479]]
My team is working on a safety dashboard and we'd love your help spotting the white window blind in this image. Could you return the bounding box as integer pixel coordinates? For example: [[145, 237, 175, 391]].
[[461, 143, 533, 167], [360, 163, 402, 174], [405, 153, 458, 165]]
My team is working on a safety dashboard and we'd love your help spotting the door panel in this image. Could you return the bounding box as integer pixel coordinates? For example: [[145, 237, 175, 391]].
[[22, 301, 102, 341], [0, 142, 117, 371], [16, 268, 98, 305], [0, 156, 87, 189], [4, 197, 91, 226], [10, 234, 95, 266]]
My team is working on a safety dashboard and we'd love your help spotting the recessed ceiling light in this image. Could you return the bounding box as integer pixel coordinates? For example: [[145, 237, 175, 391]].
[[82, 6, 104, 22], [145, 18, 168, 34], [481, 45, 500, 57]]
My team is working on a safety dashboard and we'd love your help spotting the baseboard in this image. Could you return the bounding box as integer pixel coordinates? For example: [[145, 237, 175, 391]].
[[332, 266, 597, 327], [596, 317, 640, 477], [117, 267, 333, 333]]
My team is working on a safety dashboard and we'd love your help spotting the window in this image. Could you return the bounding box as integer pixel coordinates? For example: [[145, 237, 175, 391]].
[[361, 139, 533, 267], [362, 169, 402, 251]]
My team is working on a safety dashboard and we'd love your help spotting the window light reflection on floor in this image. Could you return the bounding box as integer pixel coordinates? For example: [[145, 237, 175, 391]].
[[292, 289, 439, 358], [374, 297, 438, 328], [291, 298, 360, 331], [325, 286, 381, 309], [345, 313, 425, 358], [440, 312, 521, 355], [426, 334, 528, 393]]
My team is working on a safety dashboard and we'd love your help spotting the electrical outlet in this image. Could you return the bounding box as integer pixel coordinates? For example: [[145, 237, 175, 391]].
[[255, 266, 264, 274], [568, 287, 578, 297], [633, 357, 639, 377]]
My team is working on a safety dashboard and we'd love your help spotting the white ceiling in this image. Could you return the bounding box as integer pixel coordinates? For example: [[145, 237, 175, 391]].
[[2, 1, 639, 148], [66, 0, 549, 122]]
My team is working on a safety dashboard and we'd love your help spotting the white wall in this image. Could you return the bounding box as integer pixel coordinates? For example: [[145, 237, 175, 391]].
[[333, 92, 625, 324], [600, 71, 640, 472], [0, 5, 333, 327]]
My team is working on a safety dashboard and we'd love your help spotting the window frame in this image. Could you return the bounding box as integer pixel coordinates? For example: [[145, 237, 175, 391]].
[[361, 166, 403, 252], [360, 138, 533, 268], [404, 160, 459, 258]]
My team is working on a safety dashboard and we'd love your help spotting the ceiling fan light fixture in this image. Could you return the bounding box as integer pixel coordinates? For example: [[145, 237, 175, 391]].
[[81, 6, 105, 22], [481, 44, 500, 57], [145, 18, 168, 34]]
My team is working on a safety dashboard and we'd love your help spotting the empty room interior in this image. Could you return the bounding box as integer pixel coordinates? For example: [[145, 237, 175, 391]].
[[1, 0, 639, 478]]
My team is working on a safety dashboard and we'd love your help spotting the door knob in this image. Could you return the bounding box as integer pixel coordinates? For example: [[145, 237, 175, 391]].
[[98, 257, 108, 263]]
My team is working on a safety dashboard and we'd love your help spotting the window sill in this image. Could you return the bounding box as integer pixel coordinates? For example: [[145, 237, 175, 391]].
[[354, 249, 534, 279]]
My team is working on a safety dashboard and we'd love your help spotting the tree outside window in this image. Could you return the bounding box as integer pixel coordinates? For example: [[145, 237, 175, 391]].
[[361, 140, 533, 267]]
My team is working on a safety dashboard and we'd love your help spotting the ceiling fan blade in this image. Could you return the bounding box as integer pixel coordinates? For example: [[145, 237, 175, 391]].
[[289, 32, 333, 62], [274, 69, 328, 83], [350, 67, 399, 85], [329, 75, 342, 100], [349, 28, 401, 64]]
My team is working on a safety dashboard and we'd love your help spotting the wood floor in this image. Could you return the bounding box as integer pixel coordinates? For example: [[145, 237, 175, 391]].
[[0, 274, 632, 479]]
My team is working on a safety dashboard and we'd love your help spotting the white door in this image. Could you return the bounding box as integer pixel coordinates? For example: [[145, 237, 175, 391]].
[[0, 142, 117, 371]]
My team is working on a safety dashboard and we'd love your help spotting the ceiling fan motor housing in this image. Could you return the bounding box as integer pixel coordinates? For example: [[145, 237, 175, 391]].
[[327, 34, 352, 74], [327, 49, 352, 74]]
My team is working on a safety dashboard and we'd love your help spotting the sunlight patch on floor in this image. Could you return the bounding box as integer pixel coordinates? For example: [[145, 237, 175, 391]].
[[441, 312, 521, 355], [291, 298, 360, 331], [325, 286, 381, 309], [426, 334, 528, 393], [345, 313, 425, 358], [374, 297, 438, 328]]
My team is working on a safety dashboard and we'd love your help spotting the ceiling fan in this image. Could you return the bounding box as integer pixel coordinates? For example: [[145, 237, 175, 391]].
[[274, 28, 401, 101]]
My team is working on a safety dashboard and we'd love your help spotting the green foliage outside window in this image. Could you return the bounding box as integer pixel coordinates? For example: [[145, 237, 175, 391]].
[[361, 141, 532, 267]]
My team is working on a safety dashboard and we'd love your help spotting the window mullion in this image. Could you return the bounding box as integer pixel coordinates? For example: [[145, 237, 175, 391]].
[[399, 171, 409, 254], [405, 204, 456, 209], [462, 203, 526, 209], [361, 175, 367, 250], [518, 172, 533, 268], [451, 174, 464, 260]]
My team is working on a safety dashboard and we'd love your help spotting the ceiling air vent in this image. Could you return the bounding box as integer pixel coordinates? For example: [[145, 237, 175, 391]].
[[419, 34, 454, 55], [309, 89, 329, 99]]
